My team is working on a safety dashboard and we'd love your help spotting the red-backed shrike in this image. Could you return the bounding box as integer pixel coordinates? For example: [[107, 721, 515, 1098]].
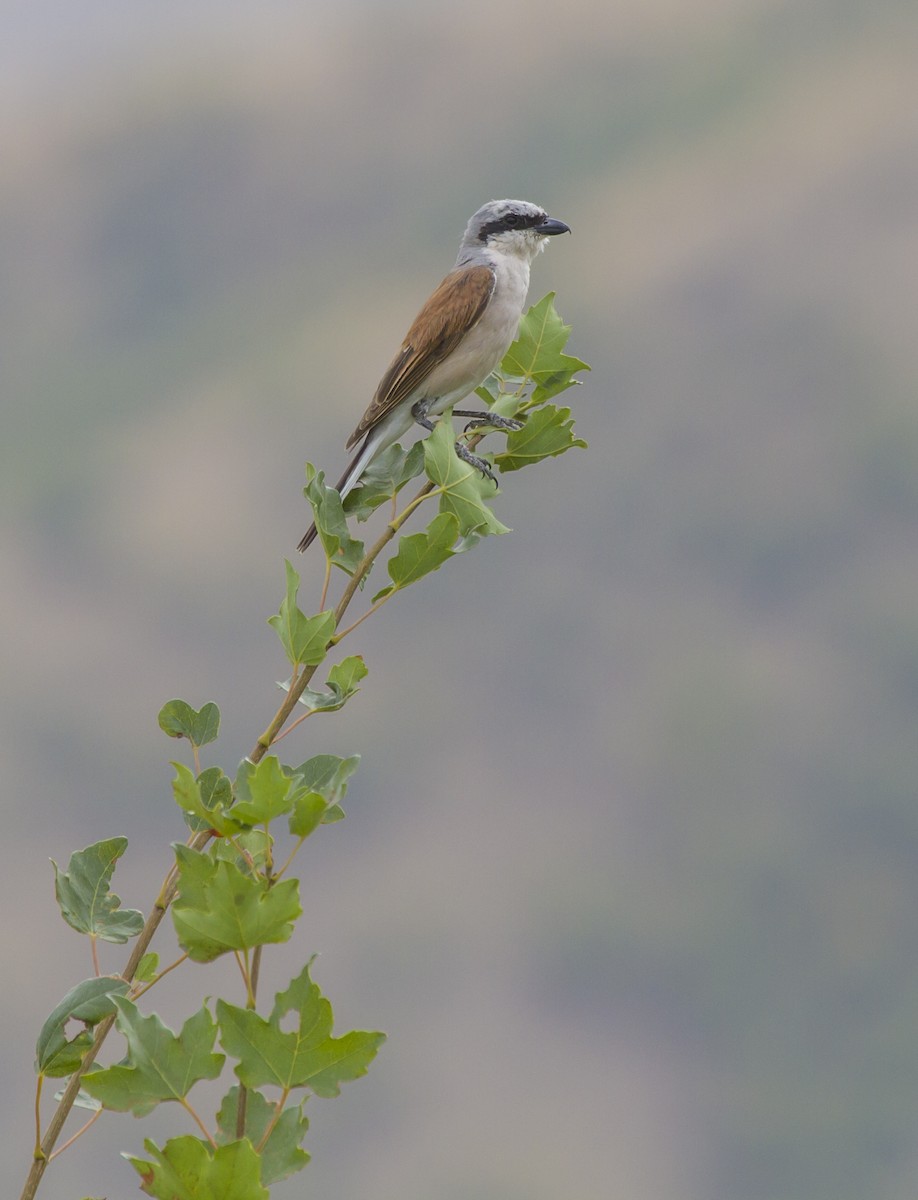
[[298, 199, 570, 551]]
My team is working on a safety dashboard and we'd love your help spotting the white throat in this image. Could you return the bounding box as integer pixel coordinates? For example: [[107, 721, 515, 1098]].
[[485, 228, 551, 263]]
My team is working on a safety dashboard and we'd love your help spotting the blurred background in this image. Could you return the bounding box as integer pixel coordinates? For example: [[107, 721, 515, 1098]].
[[3, 0, 918, 1196]]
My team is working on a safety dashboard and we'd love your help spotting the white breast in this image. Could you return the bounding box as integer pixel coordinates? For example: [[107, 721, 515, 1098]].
[[422, 253, 531, 414]]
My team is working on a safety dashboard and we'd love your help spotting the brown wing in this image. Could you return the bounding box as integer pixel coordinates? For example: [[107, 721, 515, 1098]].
[[346, 264, 496, 449]]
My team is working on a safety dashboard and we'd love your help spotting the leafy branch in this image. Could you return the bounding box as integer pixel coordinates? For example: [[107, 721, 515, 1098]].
[[19, 295, 588, 1200]]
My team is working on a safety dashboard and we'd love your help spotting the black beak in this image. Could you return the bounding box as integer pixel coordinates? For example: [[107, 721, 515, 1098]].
[[535, 216, 571, 236]]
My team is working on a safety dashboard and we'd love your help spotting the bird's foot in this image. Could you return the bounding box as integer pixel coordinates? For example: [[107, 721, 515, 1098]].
[[454, 441, 498, 486], [453, 409, 524, 434]]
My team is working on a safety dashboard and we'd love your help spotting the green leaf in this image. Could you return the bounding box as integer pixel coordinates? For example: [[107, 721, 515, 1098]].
[[423, 416, 510, 539], [231, 756, 298, 825], [171, 762, 242, 837], [267, 561, 335, 668], [296, 753, 360, 803], [214, 828, 273, 874], [36, 976, 129, 1076], [157, 700, 221, 748], [216, 1087, 311, 1184], [288, 791, 330, 839], [52, 838, 144, 944], [375, 512, 459, 600], [495, 403, 587, 472], [502, 292, 590, 403], [181, 765, 235, 834], [474, 371, 528, 420], [42, 1032, 94, 1079], [127, 1135, 268, 1200], [287, 753, 359, 834], [287, 654, 369, 715], [217, 962, 384, 1097], [172, 845, 301, 962], [285, 750, 359, 838], [63, 1089, 102, 1112], [134, 953, 159, 984], [327, 654, 369, 695], [342, 441, 425, 520], [473, 372, 504, 407], [530, 365, 588, 405], [83, 999, 224, 1115], [303, 465, 364, 572]]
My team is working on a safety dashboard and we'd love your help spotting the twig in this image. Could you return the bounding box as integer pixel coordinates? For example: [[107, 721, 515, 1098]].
[[247, 475, 435, 765], [23, 470, 438, 1200], [18, 829, 213, 1200]]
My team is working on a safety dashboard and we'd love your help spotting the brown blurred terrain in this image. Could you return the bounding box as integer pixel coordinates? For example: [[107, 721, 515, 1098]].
[[3, 1, 918, 1197]]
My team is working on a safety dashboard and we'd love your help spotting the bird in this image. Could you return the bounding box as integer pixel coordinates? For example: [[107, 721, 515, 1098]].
[[297, 198, 570, 551]]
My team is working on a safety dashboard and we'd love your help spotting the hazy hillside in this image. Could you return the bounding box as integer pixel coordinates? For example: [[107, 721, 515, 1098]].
[[3, 1, 918, 1198]]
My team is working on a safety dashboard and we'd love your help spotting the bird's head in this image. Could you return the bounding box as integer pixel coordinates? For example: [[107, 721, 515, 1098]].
[[460, 199, 570, 263]]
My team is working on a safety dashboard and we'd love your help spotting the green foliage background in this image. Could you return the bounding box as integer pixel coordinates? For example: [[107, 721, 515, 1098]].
[[3, 1, 918, 1198]]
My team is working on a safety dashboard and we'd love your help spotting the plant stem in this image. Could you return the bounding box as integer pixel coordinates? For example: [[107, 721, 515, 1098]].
[[23, 472, 438, 1200], [180, 1097, 217, 1148], [130, 953, 188, 1001], [48, 1109, 102, 1160], [255, 1087, 291, 1152], [18, 828, 213, 1200], [248, 476, 435, 765]]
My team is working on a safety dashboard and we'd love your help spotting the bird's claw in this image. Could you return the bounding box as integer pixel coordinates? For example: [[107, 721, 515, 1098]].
[[461, 414, 524, 434], [454, 442, 498, 486]]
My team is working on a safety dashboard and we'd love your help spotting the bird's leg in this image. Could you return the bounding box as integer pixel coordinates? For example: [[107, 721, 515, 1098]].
[[452, 409, 524, 433], [411, 399, 499, 486], [410, 397, 437, 434]]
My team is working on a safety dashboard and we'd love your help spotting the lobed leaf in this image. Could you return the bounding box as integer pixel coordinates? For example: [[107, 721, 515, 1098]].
[[231, 756, 299, 825], [179, 765, 236, 835], [287, 753, 359, 831], [423, 417, 509, 539], [495, 403, 587, 472], [216, 1087, 311, 1184], [267, 561, 335, 668], [52, 837, 144, 944], [216, 962, 384, 1097], [303, 465, 364, 572], [342, 441, 425, 520], [502, 292, 590, 402], [287, 654, 369, 715], [127, 1135, 268, 1200], [172, 845, 301, 962], [83, 999, 224, 1115], [374, 511, 459, 600], [171, 762, 242, 837]]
